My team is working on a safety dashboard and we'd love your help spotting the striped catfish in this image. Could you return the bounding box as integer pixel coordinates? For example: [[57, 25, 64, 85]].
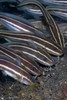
[[0, 12, 44, 36], [4, 42, 55, 66], [46, 6, 67, 21], [0, 31, 63, 56], [19, 6, 67, 21], [31, 20, 67, 38], [0, 55, 34, 85], [0, 43, 41, 76], [31, 20, 67, 39], [37, 0, 67, 6], [17, 0, 64, 48], [17, 5, 43, 19]]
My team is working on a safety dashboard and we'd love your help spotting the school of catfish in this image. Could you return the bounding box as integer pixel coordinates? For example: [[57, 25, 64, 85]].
[[0, 0, 67, 85]]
